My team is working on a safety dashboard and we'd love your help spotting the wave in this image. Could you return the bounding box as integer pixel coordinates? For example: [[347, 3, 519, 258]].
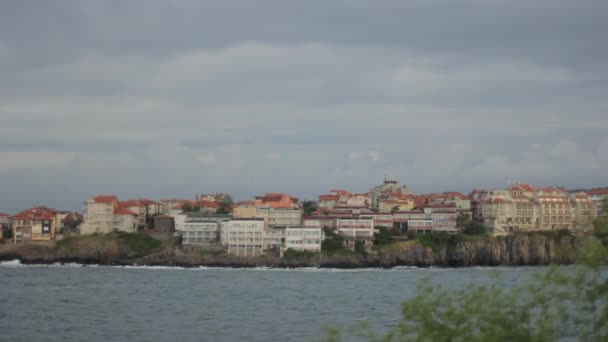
[[0, 260, 419, 272]]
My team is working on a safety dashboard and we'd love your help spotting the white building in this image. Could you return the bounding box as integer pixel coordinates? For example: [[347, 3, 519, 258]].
[[226, 218, 265, 257], [263, 227, 285, 251], [283, 226, 324, 254], [80, 196, 119, 234], [336, 218, 375, 251], [113, 207, 138, 233], [181, 220, 219, 245]]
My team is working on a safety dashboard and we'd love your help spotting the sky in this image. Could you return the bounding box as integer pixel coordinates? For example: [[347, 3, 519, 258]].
[[1, 0, 607, 213]]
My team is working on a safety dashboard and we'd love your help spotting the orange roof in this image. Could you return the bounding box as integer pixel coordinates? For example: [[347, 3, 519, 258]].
[[0, 213, 10, 217], [589, 189, 608, 196], [12, 206, 58, 220], [93, 195, 118, 204], [119, 200, 145, 208], [114, 207, 136, 216], [199, 200, 220, 209], [319, 194, 340, 201], [134, 198, 160, 205]]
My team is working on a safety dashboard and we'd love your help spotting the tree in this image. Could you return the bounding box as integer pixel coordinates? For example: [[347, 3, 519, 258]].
[[391, 205, 400, 214], [374, 227, 399, 245], [323, 221, 608, 341], [456, 212, 472, 228], [216, 193, 234, 214], [321, 227, 346, 253], [182, 202, 200, 212], [462, 221, 488, 235], [354, 240, 367, 256], [302, 200, 318, 216]]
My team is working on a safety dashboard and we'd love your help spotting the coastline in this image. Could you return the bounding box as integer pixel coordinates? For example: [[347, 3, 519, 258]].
[[0, 231, 583, 269]]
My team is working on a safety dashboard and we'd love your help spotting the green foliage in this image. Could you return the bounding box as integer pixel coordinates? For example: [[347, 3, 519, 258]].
[[391, 205, 400, 214], [321, 228, 346, 254], [374, 227, 400, 245], [416, 232, 466, 252], [216, 193, 234, 214], [462, 221, 489, 235], [115, 233, 162, 256], [283, 248, 319, 260], [302, 200, 318, 216], [182, 202, 200, 213], [354, 240, 367, 256], [456, 212, 471, 228], [323, 221, 608, 341]]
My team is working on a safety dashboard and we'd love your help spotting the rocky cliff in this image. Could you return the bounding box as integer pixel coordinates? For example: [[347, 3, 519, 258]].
[[0, 233, 583, 268]]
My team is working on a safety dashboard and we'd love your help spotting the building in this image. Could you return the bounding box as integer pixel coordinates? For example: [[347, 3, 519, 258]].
[[12, 206, 59, 243], [252, 193, 300, 209], [283, 226, 324, 254], [318, 194, 340, 210], [0, 213, 10, 227], [336, 218, 375, 251], [174, 213, 232, 246], [152, 215, 176, 238], [360, 212, 394, 228], [118, 200, 146, 228], [80, 196, 119, 235], [113, 207, 138, 233], [225, 218, 265, 257], [303, 215, 337, 229], [233, 205, 302, 227], [476, 183, 596, 235], [407, 219, 434, 233], [263, 227, 286, 251]]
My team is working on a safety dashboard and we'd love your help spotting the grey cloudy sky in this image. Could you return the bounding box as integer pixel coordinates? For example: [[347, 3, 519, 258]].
[[1, 0, 607, 212]]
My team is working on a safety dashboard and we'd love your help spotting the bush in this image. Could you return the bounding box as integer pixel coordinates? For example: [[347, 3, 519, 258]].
[[322, 228, 346, 254], [323, 223, 608, 341], [354, 240, 367, 257], [283, 248, 318, 260], [374, 227, 400, 245], [462, 221, 489, 235], [117, 233, 162, 256]]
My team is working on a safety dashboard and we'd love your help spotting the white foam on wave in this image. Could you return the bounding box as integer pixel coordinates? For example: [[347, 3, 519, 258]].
[[0, 259, 25, 267]]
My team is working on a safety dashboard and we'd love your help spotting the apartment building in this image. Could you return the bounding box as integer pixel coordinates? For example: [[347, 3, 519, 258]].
[[113, 207, 138, 233], [119, 200, 146, 228], [225, 218, 265, 257], [12, 206, 59, 243], [263, 227, 285, 251], [283, 226, 324, 254], [233, 205, 302, 227], [336, 218, 375, 251], [360, 211, 394, 228], [80, 196, 119, 234]]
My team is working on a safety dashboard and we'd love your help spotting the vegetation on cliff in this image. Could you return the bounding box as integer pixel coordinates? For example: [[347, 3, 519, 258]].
[[323, 220, 608, 341]]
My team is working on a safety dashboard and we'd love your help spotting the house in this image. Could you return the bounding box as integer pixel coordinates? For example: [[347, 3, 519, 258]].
[[253, 193, 300, 209], [113, 206, 138, 233], [118, 200, 146, 228], [303, 215, 337, 229], [80, 196, 119, 234], [12, 206, 59, 243], [283, 226, 324, 254], [233, 204, 302, 227], [174, 213, 232, 246], [263, 227, 286, 251], [225, 218, 266, 257], [336, 218, 375, 251], [152, 214, 175, 237]]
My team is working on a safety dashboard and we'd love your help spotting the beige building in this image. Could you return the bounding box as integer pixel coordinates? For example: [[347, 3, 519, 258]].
[[12, 206, 59, 243], [80, 196, 119, 235], [478, 184, 596, 235], [226, 218, 265, 257], [112, 207, 138, 233], [336, 218, 375, 251], [233, 205, 302, 227], [283, 226, 324, 254]]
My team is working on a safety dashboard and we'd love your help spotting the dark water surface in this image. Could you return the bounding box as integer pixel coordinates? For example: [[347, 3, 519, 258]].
[[0, 261, 545, 342]]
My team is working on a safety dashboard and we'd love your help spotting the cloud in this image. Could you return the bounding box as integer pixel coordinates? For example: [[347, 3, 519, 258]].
[[198, 153, 217, 165], [0, 0, 607, 212], [348, 152, 362, 160], [263, 152, 282, 161]]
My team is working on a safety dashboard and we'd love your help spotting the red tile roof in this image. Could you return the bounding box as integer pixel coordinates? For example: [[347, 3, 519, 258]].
[[319, 194, 340, 201], [199, 200, 220, 209], [93, 195, 118, 204], [114, 207, 136, 215], [0, 213, 10, 217], [119, 200, 145, 208], [12, 206, 58, 220]]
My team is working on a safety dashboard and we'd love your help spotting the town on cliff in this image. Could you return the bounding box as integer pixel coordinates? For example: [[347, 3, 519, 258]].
[[1, 179, 607, 267]]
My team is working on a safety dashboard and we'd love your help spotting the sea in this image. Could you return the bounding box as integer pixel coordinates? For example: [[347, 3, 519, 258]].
[[0, 261, 548, 342]]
